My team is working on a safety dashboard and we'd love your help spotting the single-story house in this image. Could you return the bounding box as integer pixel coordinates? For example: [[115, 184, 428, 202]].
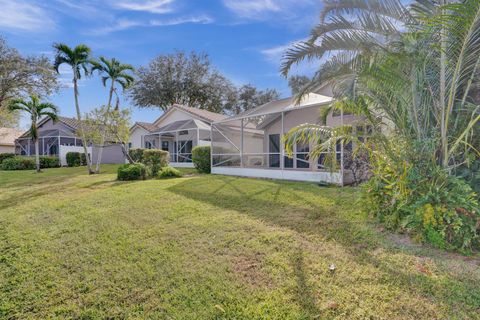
[[15, 116, 125, 166], [211, 91, 366, 185], [0, 127, 23, 154], [129, 104, 227, 168]]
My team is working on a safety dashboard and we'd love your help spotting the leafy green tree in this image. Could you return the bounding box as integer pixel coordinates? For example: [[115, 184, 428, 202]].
[[8, 95, 58, 172], [53, 43, 94, 174], [231, 84, 280, 114], [91, 57, 134, 172], [0, 37, 58, 127]]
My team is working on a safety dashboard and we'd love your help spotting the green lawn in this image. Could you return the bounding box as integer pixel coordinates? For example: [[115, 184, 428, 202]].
[[0, 166, 479, 319]]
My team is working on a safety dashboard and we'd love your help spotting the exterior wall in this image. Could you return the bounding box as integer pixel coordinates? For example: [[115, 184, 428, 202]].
[[129, 127, 149, 149], [212, 167, 343, 184], [92, 144, 126, 164], [0, 145, 14, 153], [59, 146, 92, 166], [37, 118, 75, 136]]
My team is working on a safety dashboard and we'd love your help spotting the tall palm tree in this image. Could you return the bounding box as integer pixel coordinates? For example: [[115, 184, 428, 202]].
[[281, 0, 480, 171], [53, 43, 94, 174], [90, 57, 134, 172], [8, 95, 58, 173]]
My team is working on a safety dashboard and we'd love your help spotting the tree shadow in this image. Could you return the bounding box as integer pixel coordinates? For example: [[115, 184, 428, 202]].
[[291, 249, 321, 318]]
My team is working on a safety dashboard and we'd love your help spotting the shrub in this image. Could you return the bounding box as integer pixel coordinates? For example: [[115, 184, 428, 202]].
[[1, 156, 35, 170], [192, 146, 211, 173], [39, 156, 60, 168], [129, 148, 146, 163], [117, 163, 146, 181], [0, 153, 15, 164], [66, 152, 87, 167], [143, 149, 169, 177], [362, 160, 480, 252], [158, 166, 182, 178]]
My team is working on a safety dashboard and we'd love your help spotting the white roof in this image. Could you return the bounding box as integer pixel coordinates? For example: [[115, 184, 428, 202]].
[[215, 93, 333, 123]]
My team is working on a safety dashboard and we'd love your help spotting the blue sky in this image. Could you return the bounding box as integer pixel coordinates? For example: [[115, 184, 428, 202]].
[[0, 0, 322, 128]]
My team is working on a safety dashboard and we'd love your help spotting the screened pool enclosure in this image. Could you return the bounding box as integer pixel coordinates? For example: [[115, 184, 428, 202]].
[[211, 93, 356, 185]]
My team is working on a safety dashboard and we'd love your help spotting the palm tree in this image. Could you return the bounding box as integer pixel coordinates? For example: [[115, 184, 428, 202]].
[[281, 0, 480, 171], [8, 95, 58, 173], [90, 57, 134, 172], [53, 43, 94, 174]]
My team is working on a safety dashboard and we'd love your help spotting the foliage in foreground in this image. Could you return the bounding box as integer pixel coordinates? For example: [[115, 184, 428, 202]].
[[125, 148, 169, 178], [282, 0, 480, 251], [0, 153, 14, 164], [192, 145, 211, 173]]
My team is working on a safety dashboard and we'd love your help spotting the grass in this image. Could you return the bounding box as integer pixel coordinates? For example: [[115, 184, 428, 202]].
[[0, 165, 479, 319]]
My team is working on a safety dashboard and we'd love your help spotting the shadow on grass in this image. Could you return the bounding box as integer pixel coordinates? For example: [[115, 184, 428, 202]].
[[292, 249, 321, 318], [168, 176, 379, 253], [167, 175, 480, 314]]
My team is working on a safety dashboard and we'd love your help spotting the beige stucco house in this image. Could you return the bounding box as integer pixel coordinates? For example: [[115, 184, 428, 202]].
[[0, 127, 23, 154], [211, 91, 367, 185], [129, 104, 227, 167]]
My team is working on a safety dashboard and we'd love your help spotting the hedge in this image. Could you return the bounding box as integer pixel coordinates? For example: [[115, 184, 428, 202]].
[[117, 163, 146, 181], [143, 149, 169, 177], [66, 152, 87, 167], [158, 166, 182, 178], [129, 148, 146, 163], [192, 146, 211, 173], [0, 153, 15, 164], [39, 156, 60, 168], [1, 156, 35, 170]]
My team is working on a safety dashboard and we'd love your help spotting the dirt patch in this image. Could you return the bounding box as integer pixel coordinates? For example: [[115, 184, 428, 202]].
[[231, 252, 272, 288]]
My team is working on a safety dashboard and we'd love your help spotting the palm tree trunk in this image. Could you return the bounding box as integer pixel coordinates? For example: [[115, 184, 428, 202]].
[[73, 74, 94, 174], [440, 0, 448, 168], [35, 138, 40, 173], [95, 81, 115, 173]]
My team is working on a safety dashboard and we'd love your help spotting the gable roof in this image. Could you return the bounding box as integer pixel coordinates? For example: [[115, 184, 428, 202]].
[[19, 116, 80, 138], [171, 104, 228, 123], [0, 127, 23, 146], [216, 93, 333, 123], [132, 121, 159, 133]]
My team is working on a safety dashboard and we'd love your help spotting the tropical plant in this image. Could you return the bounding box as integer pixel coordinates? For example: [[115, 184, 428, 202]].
[[90, 57, 134, 172], [281, 0, 480, 250], [53, 43, 94, 174], [7, 95, 58, 172]]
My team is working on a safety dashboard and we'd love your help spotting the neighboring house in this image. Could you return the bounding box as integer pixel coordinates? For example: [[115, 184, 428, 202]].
[[15, 116, 125, 166], [0, 127, 23, 154], [129, 104, 227, 167], [211, 92, 367, 185]]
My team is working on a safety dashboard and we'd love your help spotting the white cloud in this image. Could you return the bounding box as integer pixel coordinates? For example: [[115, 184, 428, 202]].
[[91, 15, 214, 35], [150, 15, 214, 26], [223, 0, 280, 19], [260, 38, 317, 75], [112, 0, 176, 14], [0, 0, 55, 32]]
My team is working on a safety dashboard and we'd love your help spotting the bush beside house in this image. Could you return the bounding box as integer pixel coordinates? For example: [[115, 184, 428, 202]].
[[117, 163, 147, 181], [158, 166, 182, 178], [142, 150, 169, 177], [1, 156, 61, 170], [192, 146, 211, 173], [0, 153, 15, 164], [129, 148, 146, 163], [66, 152, 87, 167]]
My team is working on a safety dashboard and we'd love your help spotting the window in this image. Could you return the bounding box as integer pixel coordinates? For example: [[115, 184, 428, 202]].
[[296, 142, 310, 168], [179, 130, 189, 136], [145, 141, 155, 149], [178, 140, 193, 162], [268, 134, 280, 168], [162, 141, 169, 151], [128, 142, 132, 149]]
